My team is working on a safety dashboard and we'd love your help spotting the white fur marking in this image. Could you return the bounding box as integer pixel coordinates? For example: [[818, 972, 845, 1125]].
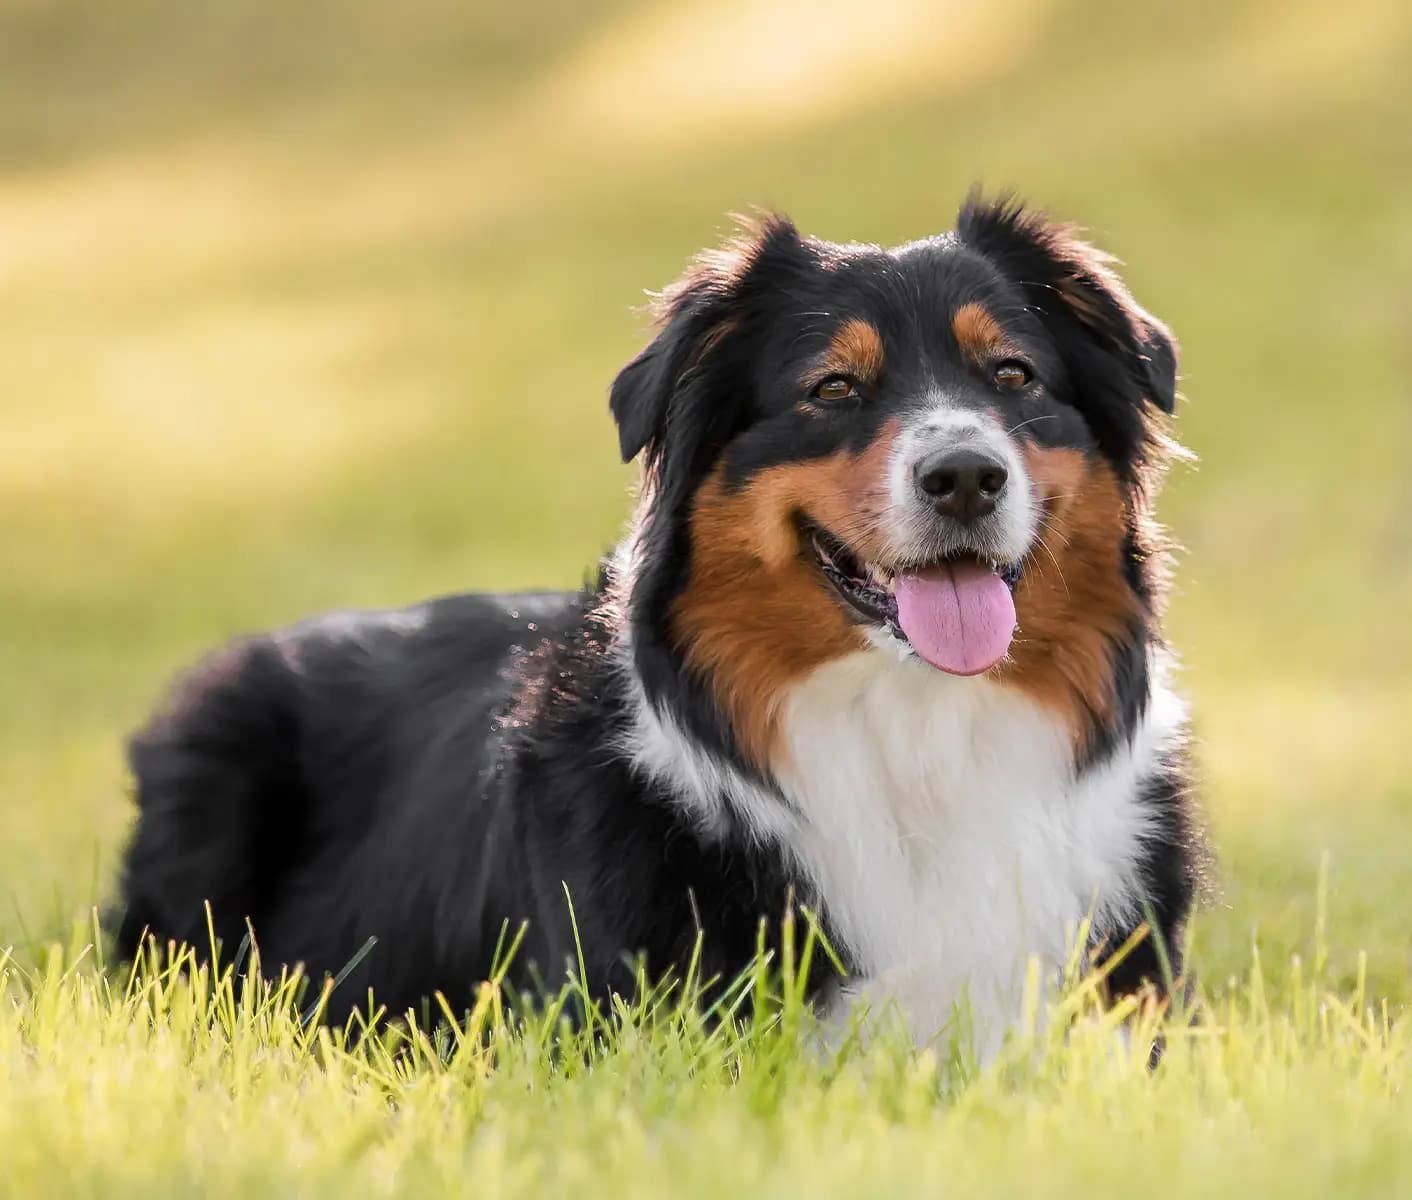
[[776, 649, 1184, 1056], [886, 395, 1038, 565], [613, 627, 799, 847], [621, 626, 1186, 1057]]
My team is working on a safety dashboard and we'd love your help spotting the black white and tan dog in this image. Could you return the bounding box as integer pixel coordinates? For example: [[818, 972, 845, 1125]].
[[114, 193, 1202, 1053]]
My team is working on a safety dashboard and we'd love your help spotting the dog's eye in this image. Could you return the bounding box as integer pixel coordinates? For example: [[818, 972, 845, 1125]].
[[812, 375, 859, 403], [992, 361, 1032, 390]]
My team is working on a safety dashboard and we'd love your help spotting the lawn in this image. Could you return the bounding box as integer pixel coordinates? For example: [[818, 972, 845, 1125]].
[[1, 0, 1410, 1193]]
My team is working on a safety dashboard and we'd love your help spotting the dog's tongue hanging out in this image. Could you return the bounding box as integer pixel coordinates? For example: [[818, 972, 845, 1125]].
[[893, 562, 1016, 675]]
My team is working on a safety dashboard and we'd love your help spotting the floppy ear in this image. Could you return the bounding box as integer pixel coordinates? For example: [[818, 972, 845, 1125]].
[[609, 272, 735, 467], [958, 192, 1179, 468], [609, 215, 807, 469]]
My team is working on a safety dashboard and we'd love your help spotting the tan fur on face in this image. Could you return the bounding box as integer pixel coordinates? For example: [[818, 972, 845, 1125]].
[[815, 318, 885, 385], [672, 421, 901, 771], [999, 445, 1148, 746], [952, 302, 1021, 363]]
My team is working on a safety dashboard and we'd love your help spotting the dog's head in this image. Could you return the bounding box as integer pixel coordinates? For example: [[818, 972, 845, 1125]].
[[611, 193, 1180, 772]]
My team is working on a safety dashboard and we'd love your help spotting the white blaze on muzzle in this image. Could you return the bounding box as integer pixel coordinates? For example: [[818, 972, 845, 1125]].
[[881, 400, 1037, 675]]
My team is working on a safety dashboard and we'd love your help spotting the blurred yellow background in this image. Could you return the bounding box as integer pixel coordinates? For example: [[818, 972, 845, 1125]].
[[2, 0, 1409, 993]]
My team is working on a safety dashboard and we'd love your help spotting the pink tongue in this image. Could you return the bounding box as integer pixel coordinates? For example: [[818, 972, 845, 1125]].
[[894, 561, 1016, 676]]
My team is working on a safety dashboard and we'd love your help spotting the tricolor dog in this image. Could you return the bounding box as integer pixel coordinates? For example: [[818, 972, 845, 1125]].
[[115, 193, 1203, 1052]]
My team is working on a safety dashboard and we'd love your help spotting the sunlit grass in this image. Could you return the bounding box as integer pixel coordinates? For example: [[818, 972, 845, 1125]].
[[2, 909, 1408, 1198]]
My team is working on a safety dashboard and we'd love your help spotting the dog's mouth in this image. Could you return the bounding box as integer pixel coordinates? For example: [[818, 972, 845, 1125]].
[[805, 522, 1021, 677]]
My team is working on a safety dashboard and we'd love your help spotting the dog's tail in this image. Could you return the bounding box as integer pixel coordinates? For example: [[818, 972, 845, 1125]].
[[113, 637, 304, 970]]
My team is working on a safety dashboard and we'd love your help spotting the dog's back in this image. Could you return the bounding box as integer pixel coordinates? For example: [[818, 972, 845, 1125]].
[[115, 591, 581, 1014]]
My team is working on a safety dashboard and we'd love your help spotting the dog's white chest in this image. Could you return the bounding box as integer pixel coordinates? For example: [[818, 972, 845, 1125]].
[[774, 651, 1172, 1050]]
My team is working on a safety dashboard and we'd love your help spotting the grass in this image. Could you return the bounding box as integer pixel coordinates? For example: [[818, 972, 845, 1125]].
[[1, 0, 1410, 1192], [2, 913, 1409, 1198]]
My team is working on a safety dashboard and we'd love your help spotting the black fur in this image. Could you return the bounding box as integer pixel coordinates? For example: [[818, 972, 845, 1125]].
[[117, 592, 824, 1016], [1096, 764, 1203, 1000], [113, 194, 1200, 1030]]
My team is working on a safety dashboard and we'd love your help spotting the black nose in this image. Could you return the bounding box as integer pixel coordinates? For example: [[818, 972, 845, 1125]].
[[914, 448, 1009, 522]]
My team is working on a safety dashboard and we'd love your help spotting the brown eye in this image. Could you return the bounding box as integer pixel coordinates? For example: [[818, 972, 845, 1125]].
[[812, 375, 858, 403], [993, 361, 1032, 390]]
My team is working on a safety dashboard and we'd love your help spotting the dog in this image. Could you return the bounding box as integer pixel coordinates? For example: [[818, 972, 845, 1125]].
[[114, 193, 1202, 1052]]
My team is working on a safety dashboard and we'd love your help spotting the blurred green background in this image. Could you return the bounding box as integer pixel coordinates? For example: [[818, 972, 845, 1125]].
[[2, 0, 1409, 996]]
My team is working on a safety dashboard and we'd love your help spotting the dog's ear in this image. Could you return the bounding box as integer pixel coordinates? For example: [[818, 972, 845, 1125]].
[[958, 192, 1179, 467], [610, 215, 807, 468], [608, 273, 732, 467]]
